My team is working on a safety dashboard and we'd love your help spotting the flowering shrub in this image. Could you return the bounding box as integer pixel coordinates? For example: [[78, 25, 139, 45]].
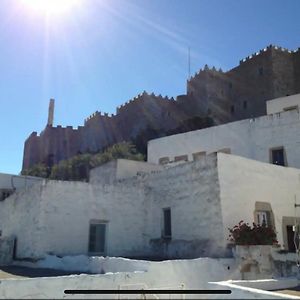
[[228, 220, 278, 245]]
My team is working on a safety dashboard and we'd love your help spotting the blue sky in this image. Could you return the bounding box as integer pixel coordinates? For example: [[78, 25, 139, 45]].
[[0, 0, 299, 174]]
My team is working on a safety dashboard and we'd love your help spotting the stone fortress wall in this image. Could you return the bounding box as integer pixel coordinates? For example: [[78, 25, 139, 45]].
[[185, 45, 300, 124], [22, 45, 300, 170]]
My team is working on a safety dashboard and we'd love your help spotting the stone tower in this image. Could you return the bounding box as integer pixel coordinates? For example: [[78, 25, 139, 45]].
[[47, 99, 55, 127]]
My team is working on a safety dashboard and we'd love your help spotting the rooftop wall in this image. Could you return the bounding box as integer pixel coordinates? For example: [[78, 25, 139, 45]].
[[267, 93, 300, 114], [148, 109, 300, 169], [0, 173, 42, 191], [217, 152, 300, 250]]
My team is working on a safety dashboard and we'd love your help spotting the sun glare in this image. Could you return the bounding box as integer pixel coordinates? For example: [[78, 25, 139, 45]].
[[22, 0, 81, 15]]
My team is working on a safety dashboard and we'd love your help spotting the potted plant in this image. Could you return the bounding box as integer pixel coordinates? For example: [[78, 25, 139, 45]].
[[228, 220, 278, 278]]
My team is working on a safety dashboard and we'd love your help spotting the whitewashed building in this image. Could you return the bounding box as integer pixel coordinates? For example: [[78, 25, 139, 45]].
[[2, 93, 300, 261], [0, 173, 42, 202], [0, 154, 300, 260], [148, 93, 300, 169], [267, 93, 300, 114]]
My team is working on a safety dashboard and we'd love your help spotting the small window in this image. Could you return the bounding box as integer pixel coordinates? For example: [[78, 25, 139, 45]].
[[193, 151, 206, 161], [163, 208, 172, 238], [0, 190, 12, 201], [257, 211, 271, 226], [228, 82, 233, 89], [283, 105, 298, 112], [270, 147, 286, 166], [174, 155, 188, 162], [243, 101, 247, 109], [159, 157, 169, 165], [230, 105, 235, 114], [217, 148, 231, 154], [258, 67, 264, 75]]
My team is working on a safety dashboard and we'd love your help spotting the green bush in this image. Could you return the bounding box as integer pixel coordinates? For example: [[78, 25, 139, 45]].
[[21, 163, 49, 178], [23, 142, 144, 182]]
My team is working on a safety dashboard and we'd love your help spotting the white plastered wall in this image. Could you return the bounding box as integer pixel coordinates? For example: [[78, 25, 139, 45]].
[[217, 153, 300, 250], [0, 173, 42, 190], [267, 93, 300, 114], [0, 181, 44, 257], [147, 109, 300, 169], [0, 155, 225, 259]]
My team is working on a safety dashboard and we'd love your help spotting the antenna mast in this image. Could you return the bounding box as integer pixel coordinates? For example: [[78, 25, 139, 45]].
[[188, 46, 191, 80]]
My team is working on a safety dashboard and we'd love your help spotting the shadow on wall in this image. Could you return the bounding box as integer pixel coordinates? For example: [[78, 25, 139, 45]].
[[149, 238, 232, 259]]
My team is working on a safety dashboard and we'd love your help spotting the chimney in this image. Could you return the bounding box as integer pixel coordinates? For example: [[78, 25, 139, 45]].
[[47, 98, 55, 126]]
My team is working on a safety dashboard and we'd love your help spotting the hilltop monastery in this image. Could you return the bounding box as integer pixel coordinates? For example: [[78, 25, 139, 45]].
[[0, 45, 300, 261]]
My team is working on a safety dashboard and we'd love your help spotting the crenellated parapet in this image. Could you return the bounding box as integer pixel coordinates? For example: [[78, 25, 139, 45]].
[[84, 110, 115, 125], [238, 44, 297, 65], [189, 64, 224, 82], [25, 131, 39, 143], [116, 91, 175, 114], [52, 125, 75, 130]]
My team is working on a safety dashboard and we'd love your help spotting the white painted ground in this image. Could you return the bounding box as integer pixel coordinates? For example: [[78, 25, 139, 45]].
[[1, 255, 298, 299]]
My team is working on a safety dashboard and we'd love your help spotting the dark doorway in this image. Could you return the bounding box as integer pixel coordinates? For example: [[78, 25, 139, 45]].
[[287, 225, 297, 252], [271, 148, 285, 166], [88, 223, 107, 255]]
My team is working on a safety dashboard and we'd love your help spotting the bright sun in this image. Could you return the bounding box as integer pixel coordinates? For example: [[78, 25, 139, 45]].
[[22, 0, 81, 15]]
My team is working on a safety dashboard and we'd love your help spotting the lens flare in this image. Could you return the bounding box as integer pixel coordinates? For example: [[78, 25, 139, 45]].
[[22, 0, 81, 15]]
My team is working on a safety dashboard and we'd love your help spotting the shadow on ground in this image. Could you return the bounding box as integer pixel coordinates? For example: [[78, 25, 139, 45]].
[[0, 266, 92, 278]]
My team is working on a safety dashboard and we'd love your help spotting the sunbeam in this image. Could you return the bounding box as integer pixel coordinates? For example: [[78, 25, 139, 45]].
[[21, 0, 82, 15]]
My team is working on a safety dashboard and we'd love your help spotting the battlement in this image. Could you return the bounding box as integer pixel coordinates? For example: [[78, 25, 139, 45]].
[[238, 44, 298, 65], [84, 110, 115, 125], [54, 125, 75, 130], [116, 91, 175, 114], [189, 64, 224, 82], [188, 45, 299, 85], [25, 131, 39, 142]]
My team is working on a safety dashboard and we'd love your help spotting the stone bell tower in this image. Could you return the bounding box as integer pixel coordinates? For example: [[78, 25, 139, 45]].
[[47, 98, 55, 127]]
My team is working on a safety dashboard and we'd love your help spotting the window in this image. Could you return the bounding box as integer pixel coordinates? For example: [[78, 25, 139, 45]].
[[217, 148, 231, 154], [88, 222, 107, 254], [270, 147, 286, 166], [174, 155, 188, 162], [192, 151, 206, 161], [283, 105, 298, 112], [163, 208, 172, 238], [258, 67, 264, 75], [159, 157, 170, 165], [0, 190, 12, 201], [243, 101, 247, 109], [230, 105, 235, 114], [254, 202, 275, 229], [257, 211, 270, 226]]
